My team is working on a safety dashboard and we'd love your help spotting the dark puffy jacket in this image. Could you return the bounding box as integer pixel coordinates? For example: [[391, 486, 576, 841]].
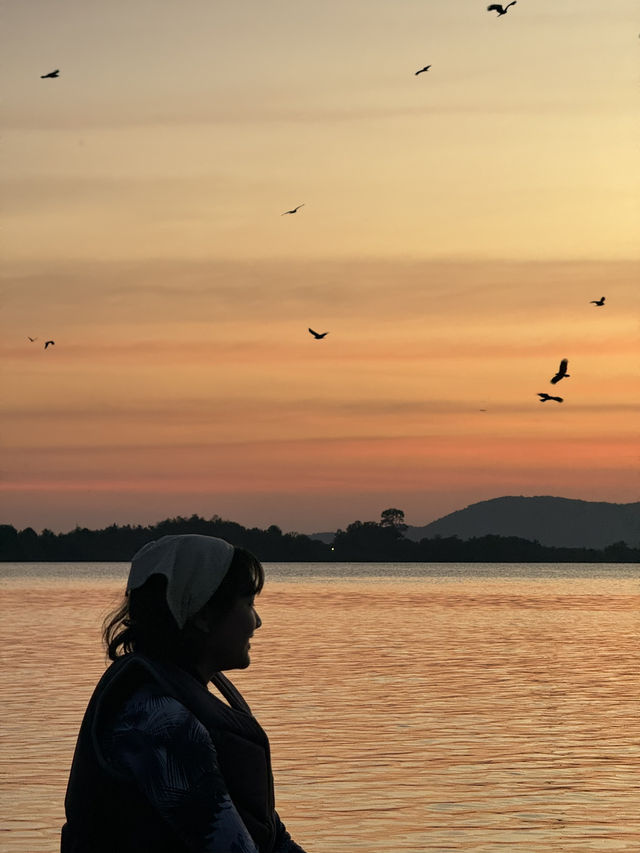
[[61, 653, 277, 853]]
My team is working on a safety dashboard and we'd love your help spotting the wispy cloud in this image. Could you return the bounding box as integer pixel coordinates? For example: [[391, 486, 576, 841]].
[[4, 395, 640, 423], [3, 257, 638, 326], [2, 333, 638, 369], [2, 433, 636, 502]]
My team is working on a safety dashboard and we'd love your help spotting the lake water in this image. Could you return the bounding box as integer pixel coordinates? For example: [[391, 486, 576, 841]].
[[1, 563, 638, 852]]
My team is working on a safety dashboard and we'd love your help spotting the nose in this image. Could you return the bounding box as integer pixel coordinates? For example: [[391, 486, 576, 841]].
[[254, 610, 262, 630]]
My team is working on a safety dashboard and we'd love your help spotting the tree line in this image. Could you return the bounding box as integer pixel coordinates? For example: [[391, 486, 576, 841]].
[[1, 509, 637, 563]]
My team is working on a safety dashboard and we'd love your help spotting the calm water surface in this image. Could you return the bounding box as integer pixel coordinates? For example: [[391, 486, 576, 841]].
[[1, 563, 638, 852]]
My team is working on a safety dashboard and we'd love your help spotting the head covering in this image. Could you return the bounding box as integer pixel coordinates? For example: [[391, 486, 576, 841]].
[[127, 534, 235, 629]]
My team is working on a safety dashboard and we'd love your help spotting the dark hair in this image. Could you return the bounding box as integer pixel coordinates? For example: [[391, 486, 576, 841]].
[[103, 546, 264, 662]]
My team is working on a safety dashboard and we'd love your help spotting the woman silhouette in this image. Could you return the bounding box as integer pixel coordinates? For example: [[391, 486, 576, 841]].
[[62, 535, 307, 853]]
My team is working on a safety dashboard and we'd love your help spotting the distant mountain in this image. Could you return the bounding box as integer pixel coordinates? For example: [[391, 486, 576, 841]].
[[309, 531, 336, 545], [404, 496, 640, 549]]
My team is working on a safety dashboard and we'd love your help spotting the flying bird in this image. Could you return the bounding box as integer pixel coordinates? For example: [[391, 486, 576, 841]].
[[40, 69, 60, 78], [487, 2, 516, 15], [590, 296, 605, 306], [44, 340, 55, 349], [538, 393, 563, 403], [550, 358, 570, 384], [308, 328, 328, 339], [415, 65, 431, 76], [281, 204, 304, 215], [27, 336, 38, 342]]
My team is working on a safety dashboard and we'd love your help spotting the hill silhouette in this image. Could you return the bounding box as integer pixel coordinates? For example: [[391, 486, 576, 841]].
[[404, 496, 640, 549]]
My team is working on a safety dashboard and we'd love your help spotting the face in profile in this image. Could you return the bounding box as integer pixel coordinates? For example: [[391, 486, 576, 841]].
[[203, 595, 262, 672]]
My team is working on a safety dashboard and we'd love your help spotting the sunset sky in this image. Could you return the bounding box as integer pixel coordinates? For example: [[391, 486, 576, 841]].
[[2, 0, 638, 534]]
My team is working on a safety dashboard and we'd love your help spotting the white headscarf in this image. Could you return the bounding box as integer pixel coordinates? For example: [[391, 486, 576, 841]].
[[127, 534, 235, 628]]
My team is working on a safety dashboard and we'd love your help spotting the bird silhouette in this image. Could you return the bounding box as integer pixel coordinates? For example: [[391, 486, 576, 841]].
[[40, 69, 60, 78], [281, 204, 304, 215], [550, 358, 570, 384], [415, 65, 431, 76], [538, 393, 563, 403], [44, 340, 55, 349], [308, 328, 328, 339], [27, 336, 38, 342], [487, 2, 516, 15], [590, 296, 605, 306]]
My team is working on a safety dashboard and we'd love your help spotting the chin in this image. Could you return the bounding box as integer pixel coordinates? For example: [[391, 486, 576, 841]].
[[220, 659, 250, 672], [226, 654, 251, 671]]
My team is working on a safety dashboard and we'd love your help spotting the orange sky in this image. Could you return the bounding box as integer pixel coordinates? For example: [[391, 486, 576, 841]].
[[1, 1, 638, 533]]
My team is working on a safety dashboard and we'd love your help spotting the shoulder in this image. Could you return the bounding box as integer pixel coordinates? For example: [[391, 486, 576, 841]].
[[103, 683, 214, 761], [122, 682, 208, 733]]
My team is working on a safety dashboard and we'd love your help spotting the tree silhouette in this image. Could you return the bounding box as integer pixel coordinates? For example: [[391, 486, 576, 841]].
[[333, 520, 410, 560], [380, 508, 408, 531], [0, 515, 637, 563]]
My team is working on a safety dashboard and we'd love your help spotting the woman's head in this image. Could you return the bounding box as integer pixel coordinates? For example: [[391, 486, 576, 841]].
[[103, 536, 264, 671]]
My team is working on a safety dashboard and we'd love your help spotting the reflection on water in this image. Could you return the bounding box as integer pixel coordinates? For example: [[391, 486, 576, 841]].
[[1, 566, 638, 851], [1, 561, 639, 581]]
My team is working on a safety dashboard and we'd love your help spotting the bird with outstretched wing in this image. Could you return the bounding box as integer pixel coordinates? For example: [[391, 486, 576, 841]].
[[487, 3, 516, 16], [538, 393, 563, 403], [550, 358, 569, 384]]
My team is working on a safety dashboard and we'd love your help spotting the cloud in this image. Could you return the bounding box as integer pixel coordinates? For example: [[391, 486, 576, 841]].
[[3, 257, 639, 329], [3, 89, 631, 133], [2, 432, 637, 512], [5, 393, 640, 425], [2, 175, 239, 217], [2, 333, 639, 374]]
